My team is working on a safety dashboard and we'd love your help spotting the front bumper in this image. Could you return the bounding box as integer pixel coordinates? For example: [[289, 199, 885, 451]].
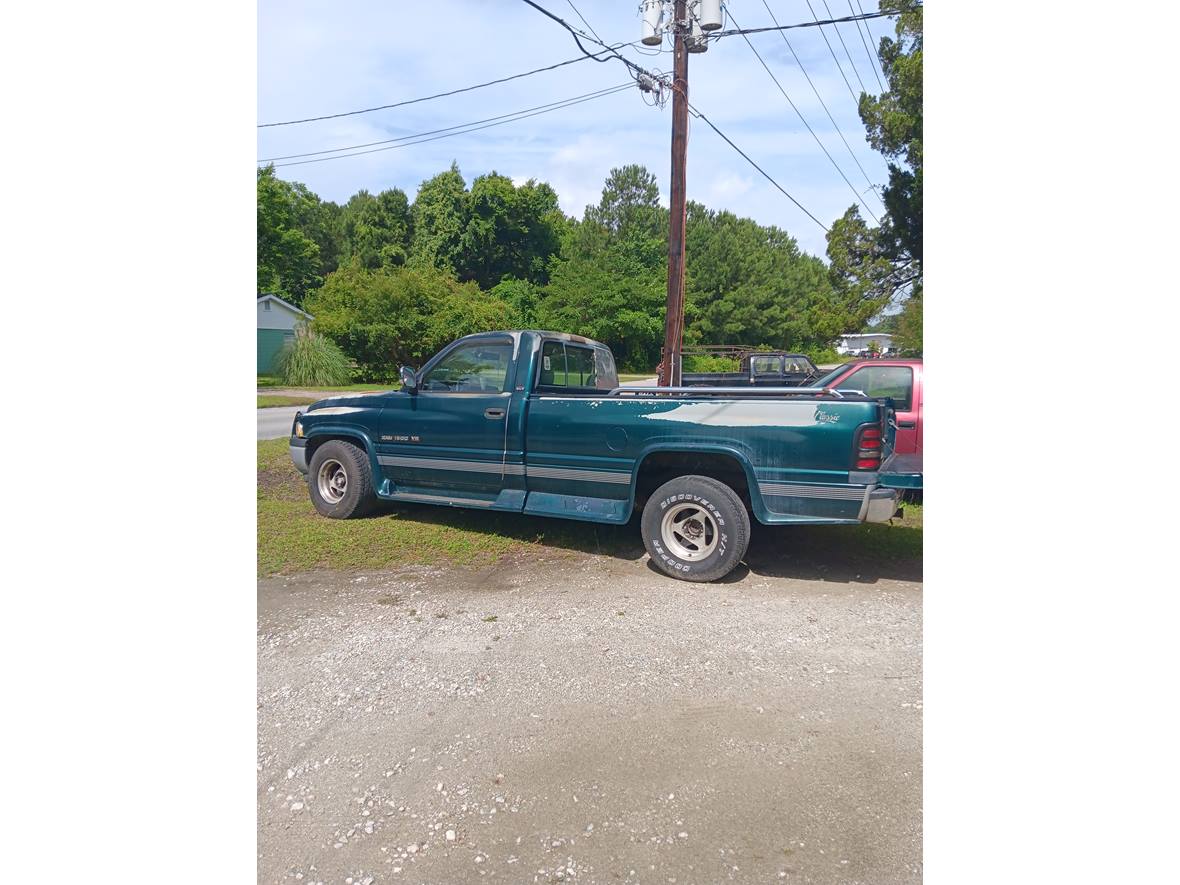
[[863, 487, 901, 523], [290, 437, 309, 475]]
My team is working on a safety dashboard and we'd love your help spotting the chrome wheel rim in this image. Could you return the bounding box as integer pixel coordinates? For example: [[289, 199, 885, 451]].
[[317, 458, 348, 504], [660, 503, 719, 561]]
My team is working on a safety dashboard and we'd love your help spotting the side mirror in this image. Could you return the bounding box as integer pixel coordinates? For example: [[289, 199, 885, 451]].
[[399, 365, 418, 393]]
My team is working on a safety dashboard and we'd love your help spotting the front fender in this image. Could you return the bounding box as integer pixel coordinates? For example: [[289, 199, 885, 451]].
[[304, 424, 381, 479]]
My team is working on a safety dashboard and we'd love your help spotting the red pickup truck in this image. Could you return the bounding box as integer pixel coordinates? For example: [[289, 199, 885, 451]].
[[810, 359, 924, 454]]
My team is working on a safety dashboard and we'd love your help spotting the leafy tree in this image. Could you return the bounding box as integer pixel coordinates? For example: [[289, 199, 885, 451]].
[[340, 188, 412, 269], [409, 162, 467, 272], [535, 165, 669, 369], [257, 165, 322, 305], [829, 0, 922, 331], [459, 173, 563, 287], [490, 277, 543, 328], [537, 250, 665, 371], [859, 0, 922, 267], [685, 202, 836, 350], [581, 164, 666, 267], [306, 264, 513, 380], [894, 291, 922, 353]]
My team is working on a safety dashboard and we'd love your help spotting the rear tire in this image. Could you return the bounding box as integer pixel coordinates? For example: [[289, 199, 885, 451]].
[[307, 440, 377, 519], [641, 475, 750, 582]]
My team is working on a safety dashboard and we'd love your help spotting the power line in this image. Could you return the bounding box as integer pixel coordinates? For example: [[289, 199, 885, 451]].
[[849, 0, 886, 91], [262, 84, 633, 168], [757, 0, 882, 203], [259, 84, 632, 163], [801, 0, 865, 106], [518, 0, 667, 85], [711, 8, 900, 38], [257, 45, 633, 128], [820, 0, 869, 93], [688, 103, 828, 233], [564, 0, 604, 44], [728, 8, 879, 222]]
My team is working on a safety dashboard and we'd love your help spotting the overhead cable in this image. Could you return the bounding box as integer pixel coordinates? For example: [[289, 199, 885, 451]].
[[261, 83, 633, 168], [757, 0, 882, 203], [688, 104, 830, 233], [258, 45, 634, 128], [728, 9, 879, 222]]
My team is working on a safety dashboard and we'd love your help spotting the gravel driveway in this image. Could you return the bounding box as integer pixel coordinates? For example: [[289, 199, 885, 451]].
[[258, 550, 922, 884]]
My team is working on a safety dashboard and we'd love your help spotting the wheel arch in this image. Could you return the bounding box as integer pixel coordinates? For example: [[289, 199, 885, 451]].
[[305, 426, 380, 476], [631, 444, 768, 521]]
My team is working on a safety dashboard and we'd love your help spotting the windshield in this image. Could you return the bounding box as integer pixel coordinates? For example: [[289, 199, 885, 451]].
[[809, 363, 854, 388]]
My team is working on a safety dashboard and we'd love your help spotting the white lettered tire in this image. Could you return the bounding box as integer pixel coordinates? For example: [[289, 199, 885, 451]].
[[641, 475, 751, 582]]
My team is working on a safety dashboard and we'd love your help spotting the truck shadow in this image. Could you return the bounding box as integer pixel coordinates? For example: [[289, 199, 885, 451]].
[[371, 502, 922, 587], [739, 522, 923, 585]]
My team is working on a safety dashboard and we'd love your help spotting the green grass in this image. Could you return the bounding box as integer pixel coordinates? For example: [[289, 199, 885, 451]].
[[257, 438, 922, 577], [258, 395, 319, 408], [618, 373, 656, 382], [257, 438, 622, 576]]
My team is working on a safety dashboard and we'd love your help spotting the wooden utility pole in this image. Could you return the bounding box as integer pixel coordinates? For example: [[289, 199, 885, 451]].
[[658, 0, 689, 387]]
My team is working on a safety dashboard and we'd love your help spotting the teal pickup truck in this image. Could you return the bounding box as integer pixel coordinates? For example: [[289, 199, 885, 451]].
[[289, 330, 922, 582]]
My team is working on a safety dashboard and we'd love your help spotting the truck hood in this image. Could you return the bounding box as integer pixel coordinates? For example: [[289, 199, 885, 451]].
[[303, 393, 389, 414]]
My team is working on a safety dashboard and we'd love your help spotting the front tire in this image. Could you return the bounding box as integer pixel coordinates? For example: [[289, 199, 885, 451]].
[[307, 440, 377, 518], [641, 475, 751, 582]]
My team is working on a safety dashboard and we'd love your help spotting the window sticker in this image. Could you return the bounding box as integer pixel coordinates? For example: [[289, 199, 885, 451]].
[[543, 355, 551, 370]]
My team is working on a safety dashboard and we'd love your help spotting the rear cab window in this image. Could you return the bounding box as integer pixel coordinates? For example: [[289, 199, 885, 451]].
[[536, 340, 618, 393], [841, 365, 914, 410], [750, 355, 781, 376]]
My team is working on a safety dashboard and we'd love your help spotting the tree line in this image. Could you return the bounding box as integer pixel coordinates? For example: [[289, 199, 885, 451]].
[[257, 1, 921, 377]]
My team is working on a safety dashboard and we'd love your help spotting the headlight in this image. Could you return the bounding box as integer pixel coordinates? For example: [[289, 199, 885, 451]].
[[295, 421, 304, 438]]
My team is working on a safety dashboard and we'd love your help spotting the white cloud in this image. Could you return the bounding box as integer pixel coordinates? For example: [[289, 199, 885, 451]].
[[258, 0, 893, 257]]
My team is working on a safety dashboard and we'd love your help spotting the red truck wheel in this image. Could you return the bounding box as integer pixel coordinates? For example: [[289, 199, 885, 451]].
[[641, 475, 750, 582]]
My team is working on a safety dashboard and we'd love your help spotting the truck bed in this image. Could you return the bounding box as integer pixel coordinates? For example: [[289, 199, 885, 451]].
[[681, 372, 811, 387]]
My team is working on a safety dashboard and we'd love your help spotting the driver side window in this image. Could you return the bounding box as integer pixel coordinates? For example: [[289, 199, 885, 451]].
[[419, 341, 512, 393]]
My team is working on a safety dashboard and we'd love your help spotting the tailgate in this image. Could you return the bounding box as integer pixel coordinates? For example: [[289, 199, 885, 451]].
[[878, 451, 923, 489]]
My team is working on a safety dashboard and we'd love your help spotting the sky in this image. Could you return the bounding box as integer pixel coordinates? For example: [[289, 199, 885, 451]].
[[258, 0, 895, 260]]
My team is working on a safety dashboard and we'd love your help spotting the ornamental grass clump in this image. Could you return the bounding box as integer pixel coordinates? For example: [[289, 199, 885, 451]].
[[275, 325, 352, 387]]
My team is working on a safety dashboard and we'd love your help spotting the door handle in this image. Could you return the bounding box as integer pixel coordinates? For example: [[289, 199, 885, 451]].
[[484, 408, 505, 419], [897, 421, 916, 429]]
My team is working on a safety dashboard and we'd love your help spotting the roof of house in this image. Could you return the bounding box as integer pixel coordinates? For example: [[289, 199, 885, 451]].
[[257, 292, 312, 319]]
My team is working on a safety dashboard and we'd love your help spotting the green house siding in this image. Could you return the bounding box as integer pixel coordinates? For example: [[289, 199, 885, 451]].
[[258, 329, 294, 374]]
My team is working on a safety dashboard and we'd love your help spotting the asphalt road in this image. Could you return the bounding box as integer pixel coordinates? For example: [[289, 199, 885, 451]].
[[258, 551, 922, 884], [259, 406, 301, 441]]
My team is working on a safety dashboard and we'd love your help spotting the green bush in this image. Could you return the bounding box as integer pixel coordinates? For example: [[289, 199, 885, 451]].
[[682, 354, 739, 373], [306, 263, 514, 382], [274, 325, 353, 387]]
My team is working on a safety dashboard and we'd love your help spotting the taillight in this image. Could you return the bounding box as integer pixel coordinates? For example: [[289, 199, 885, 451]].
[[854, 424, 883, 470]]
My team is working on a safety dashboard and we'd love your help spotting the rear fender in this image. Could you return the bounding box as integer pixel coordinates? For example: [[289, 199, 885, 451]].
[[633, 442, 767, 519]]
